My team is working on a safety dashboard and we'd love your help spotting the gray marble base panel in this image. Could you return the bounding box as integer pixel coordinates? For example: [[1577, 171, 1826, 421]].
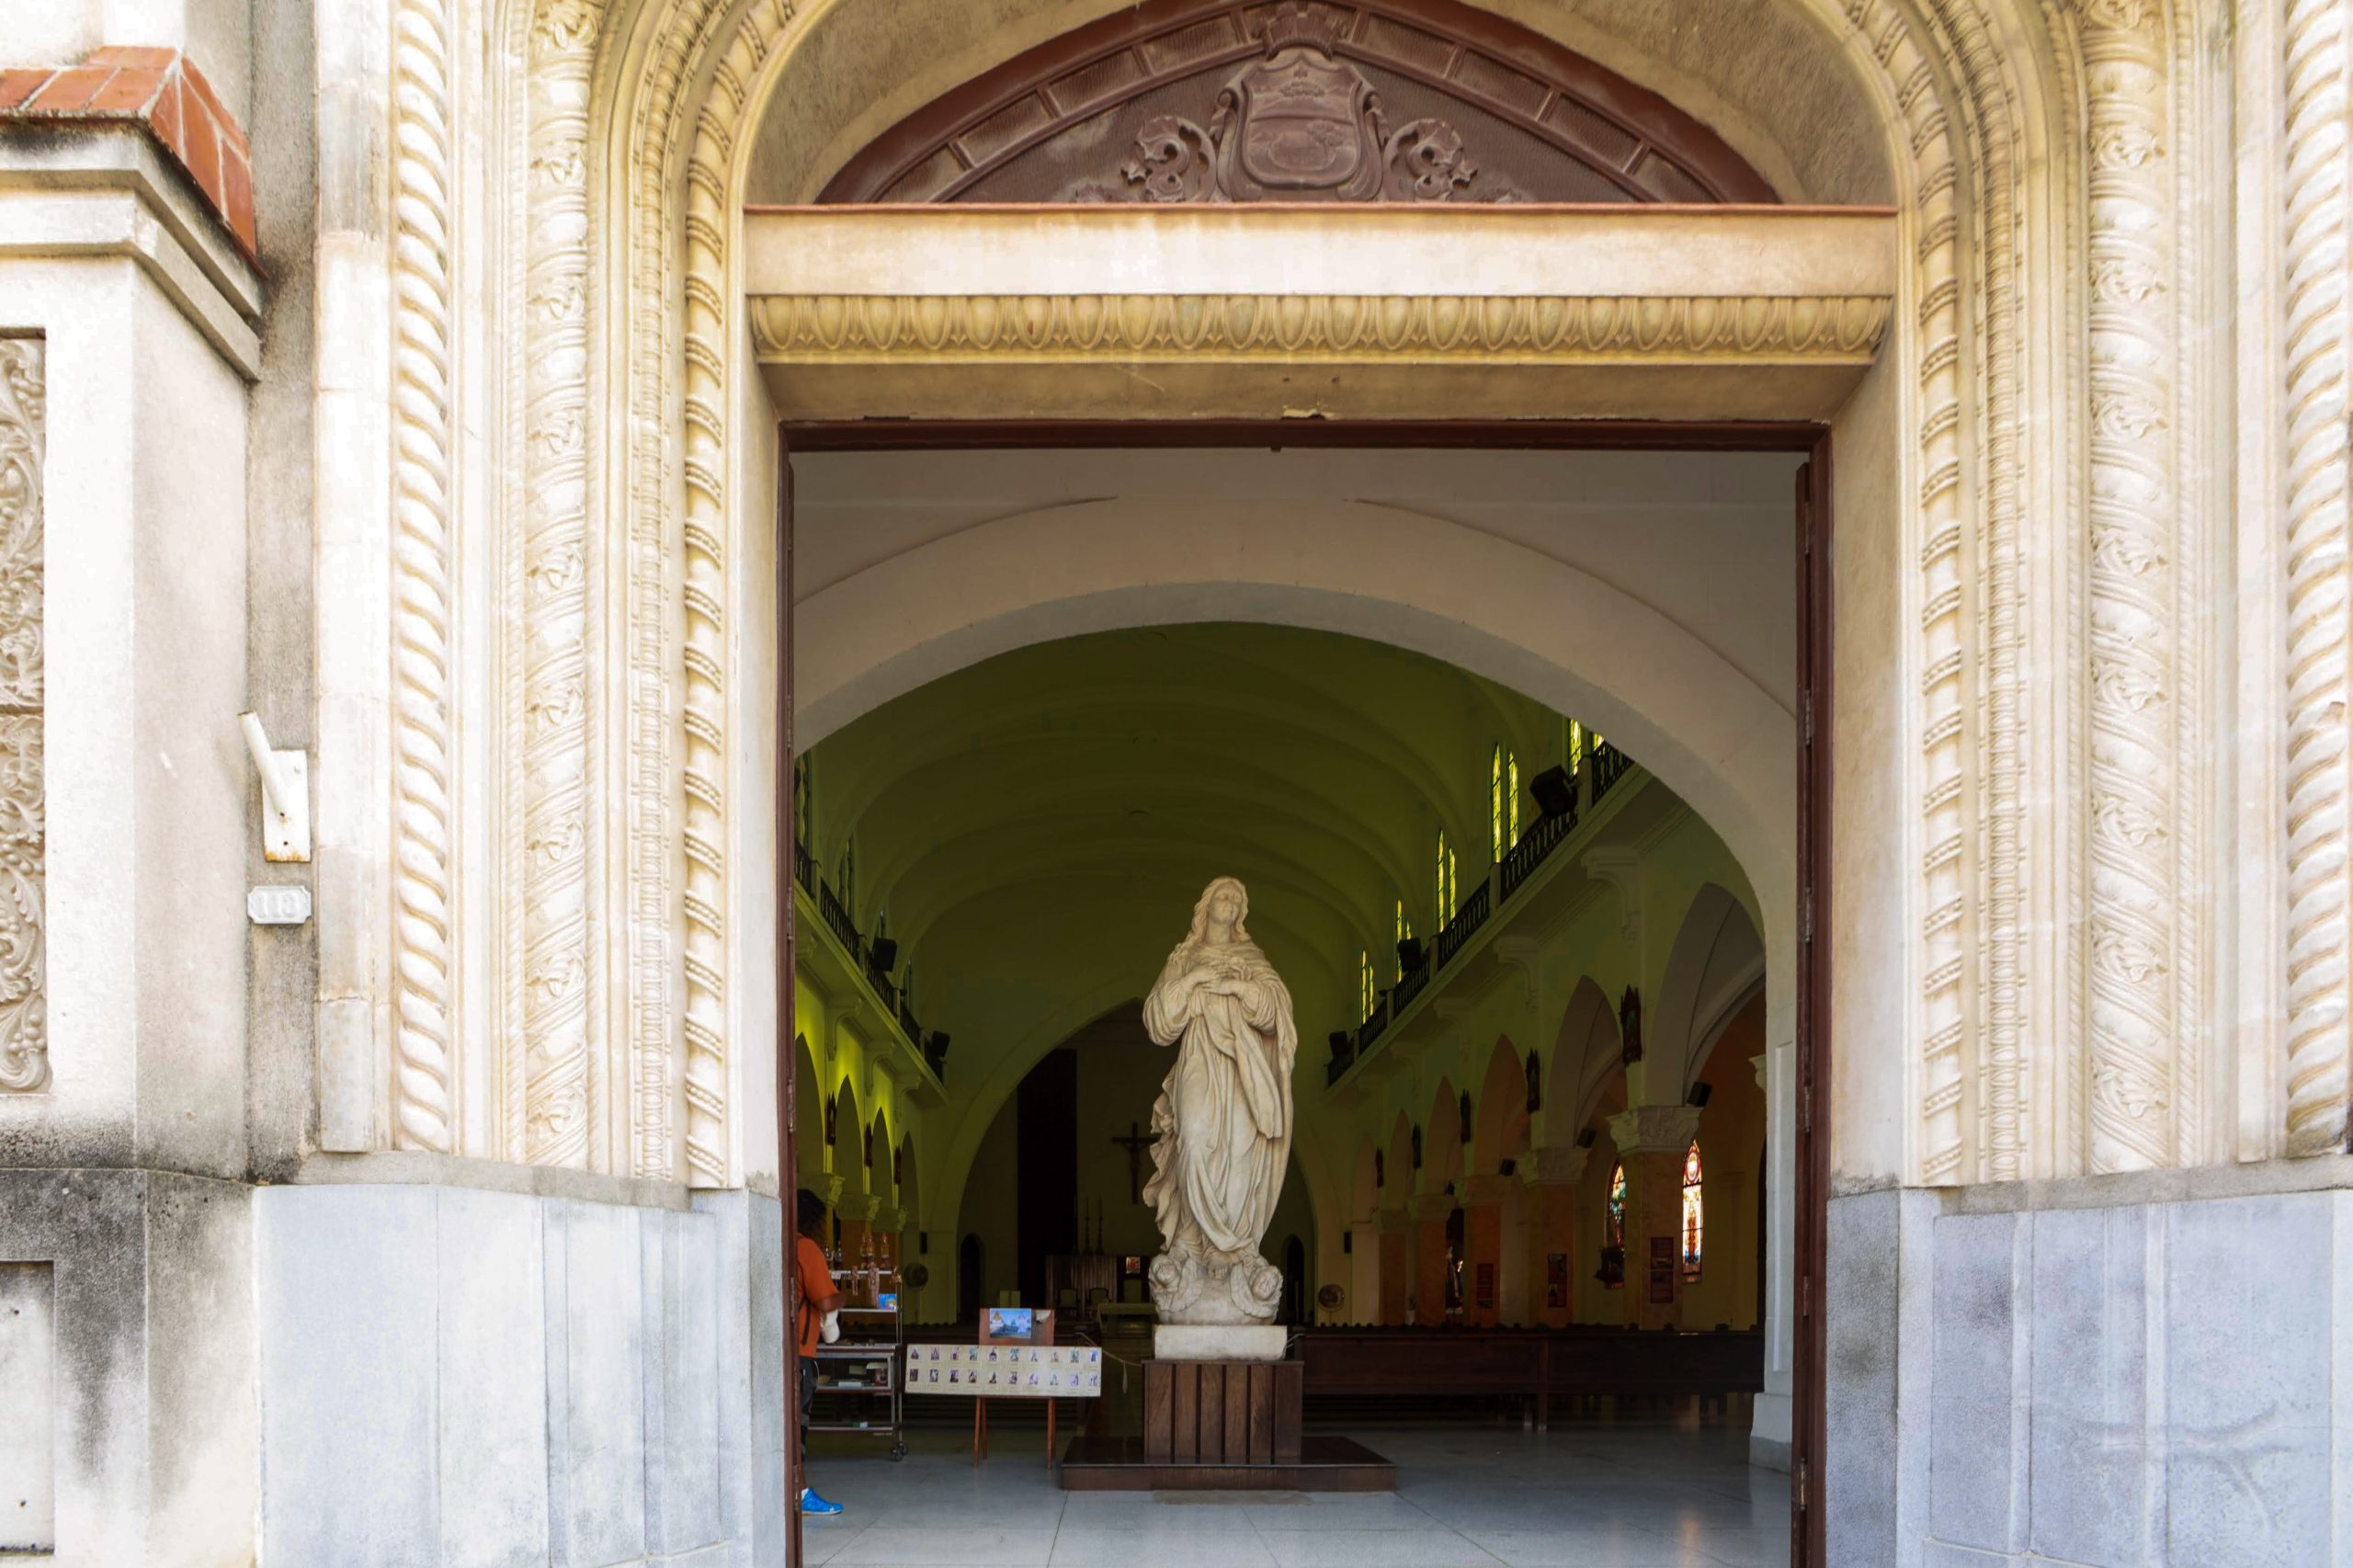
[[1826, 1183, 2353, 1568], [255, 1182, 781, 1568]]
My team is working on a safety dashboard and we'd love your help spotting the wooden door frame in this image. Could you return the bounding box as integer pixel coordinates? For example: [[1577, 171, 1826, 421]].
[[775, 416, 1833, 1567]]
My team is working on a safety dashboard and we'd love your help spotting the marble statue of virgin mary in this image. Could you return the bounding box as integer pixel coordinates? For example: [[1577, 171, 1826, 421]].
[[1142, 876, 1297, 1324]]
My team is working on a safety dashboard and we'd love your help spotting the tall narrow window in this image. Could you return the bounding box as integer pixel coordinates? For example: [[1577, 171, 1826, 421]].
[[1681, 1142, 1704, 1281], [1565, 718, 1586, 776], [1394, 899, 1413, 981], [794, 756, 814, 845], [1358, 949, 1375, 1020], [1435, 829, 1457, 920], [1490, 744, 1521, 858], [1606, 1162, 1628, 1287]]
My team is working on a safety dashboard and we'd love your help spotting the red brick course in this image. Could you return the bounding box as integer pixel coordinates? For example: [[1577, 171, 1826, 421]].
[[0, 46, 258, 267]]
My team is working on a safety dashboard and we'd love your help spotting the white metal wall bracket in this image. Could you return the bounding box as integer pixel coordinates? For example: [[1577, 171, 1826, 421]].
[[238, 712, 311, 863]]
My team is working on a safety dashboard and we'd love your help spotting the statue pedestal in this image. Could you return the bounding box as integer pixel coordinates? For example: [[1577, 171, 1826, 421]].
[[1060, 1346, 1396, 1491], [1153, 1324, 1287, 1361]]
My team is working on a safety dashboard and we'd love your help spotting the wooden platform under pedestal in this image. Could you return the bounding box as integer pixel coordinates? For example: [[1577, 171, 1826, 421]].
[[1059, 1433, 1396, 1491], [1058, 1358, 1395, 1490]]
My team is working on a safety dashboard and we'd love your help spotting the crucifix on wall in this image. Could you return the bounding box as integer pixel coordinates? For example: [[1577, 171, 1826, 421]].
[[1110, 1121, 1154, 1204]]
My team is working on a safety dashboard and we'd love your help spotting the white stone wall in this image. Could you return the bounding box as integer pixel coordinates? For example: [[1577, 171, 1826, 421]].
[[0, 123, 265, 1568]]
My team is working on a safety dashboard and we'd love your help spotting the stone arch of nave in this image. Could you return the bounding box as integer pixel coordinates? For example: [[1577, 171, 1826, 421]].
[[325, 0, 2331, 1272], [799, 492, 1801, 1257]]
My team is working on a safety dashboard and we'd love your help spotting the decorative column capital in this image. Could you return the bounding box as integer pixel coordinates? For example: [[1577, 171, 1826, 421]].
[[1461, 1173, 1515, 1207], [1752, 1051, 1768, 1092], [809, 1172, 846, 1208], [1493, 936, 1541, 1011], [1609, 1103, 1702, 1156], [1407, 1192, 1458, 1223], [1581, 846, 1645, 945], [1518, 1144, 1589, 1187], [836, 1193, 881, 1222]]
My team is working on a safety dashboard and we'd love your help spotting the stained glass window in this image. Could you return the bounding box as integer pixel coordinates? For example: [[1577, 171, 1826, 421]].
[[1565, 718, 1586, 775], [1358, 949, 1375, 1020], [1394, 899, 1413, 982], [1491, 744, 1520, 858], [1606, 1162, 1627, 1287], [1681, 1142, 1704, 1281], [1436, 829, 1457, 919]]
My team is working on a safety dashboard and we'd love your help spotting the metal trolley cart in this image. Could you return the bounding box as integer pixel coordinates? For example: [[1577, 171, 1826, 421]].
[[808, 1300, 907, 1460]]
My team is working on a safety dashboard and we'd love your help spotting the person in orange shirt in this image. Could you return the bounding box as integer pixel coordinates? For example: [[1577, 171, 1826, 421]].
[[795, 1188, 847, 1517]]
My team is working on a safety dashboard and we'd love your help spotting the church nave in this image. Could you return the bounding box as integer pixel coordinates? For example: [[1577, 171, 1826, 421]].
[[784, 442, 1799, 1555]]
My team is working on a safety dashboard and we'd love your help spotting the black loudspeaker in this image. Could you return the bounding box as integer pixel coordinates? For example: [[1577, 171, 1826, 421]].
[[868, 937, 899, 971], [1396, 936, 1426, 971], [1327, 1030, 1352, 1062], [1687, 1082, 1714, 1108], [1342, 1232, 1353, 1255], [1529, 764, 1576, 818], [1575, 1127, 1597, 1149]]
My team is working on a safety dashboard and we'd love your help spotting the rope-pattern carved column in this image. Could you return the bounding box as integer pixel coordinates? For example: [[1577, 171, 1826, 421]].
[[389, 0, 458, 1153], [2284, 0, 2353, 1156], [2081, 0, 2183, 1174]]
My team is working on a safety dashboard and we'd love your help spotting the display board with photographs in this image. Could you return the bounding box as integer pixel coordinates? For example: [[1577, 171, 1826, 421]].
[[904, 1344, 1105, 1398]]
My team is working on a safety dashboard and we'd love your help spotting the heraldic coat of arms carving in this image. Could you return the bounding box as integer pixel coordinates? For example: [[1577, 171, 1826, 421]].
[[1121, 3, 1493, 202]]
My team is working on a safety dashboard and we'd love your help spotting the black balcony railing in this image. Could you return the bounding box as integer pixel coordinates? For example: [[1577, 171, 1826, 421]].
[[1392, 959, 1431, 1014], [1500, 807, 1574, 901], [1591, 740, 1632, 802], [1431, 880, 1492, 970], [1325, 1046, 1354, 1085], [818, 881, 860, 960], [793, 841, 813, 893], [798, 872, 941, 1085], [1325, 751, 1654, 1096]]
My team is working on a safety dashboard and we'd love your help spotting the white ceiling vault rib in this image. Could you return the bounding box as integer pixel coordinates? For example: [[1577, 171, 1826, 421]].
[[745, 205, 1896, 422]]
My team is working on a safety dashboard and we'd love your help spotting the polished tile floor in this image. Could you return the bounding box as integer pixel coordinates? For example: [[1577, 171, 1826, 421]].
[[801, 1413, 1790, 1567]]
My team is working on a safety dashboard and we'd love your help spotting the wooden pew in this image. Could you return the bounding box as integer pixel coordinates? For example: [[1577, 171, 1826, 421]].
[[1297, 1325, 1764, 1429]]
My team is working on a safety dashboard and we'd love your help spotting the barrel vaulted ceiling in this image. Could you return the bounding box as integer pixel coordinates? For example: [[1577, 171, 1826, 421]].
[[804, 623, 1558, 1061]]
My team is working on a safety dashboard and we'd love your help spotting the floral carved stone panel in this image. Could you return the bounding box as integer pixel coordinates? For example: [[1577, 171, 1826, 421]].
[[0, 340, 42, 1094]]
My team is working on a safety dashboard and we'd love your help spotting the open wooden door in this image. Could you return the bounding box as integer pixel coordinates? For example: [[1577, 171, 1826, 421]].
[[774, 439, 802, 1567], [1790, 448, 1832, 1568]]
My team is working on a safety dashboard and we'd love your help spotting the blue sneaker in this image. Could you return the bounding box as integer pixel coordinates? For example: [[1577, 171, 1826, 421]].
[[800, 1488, 844, 1517]]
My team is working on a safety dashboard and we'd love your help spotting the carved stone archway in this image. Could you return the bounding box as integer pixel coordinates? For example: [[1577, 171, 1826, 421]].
[[265, 0, 2353, 1555]]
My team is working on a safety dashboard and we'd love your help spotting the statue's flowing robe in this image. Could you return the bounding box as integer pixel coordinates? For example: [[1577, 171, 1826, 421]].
[[1141, 936, 1296, 1256]]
